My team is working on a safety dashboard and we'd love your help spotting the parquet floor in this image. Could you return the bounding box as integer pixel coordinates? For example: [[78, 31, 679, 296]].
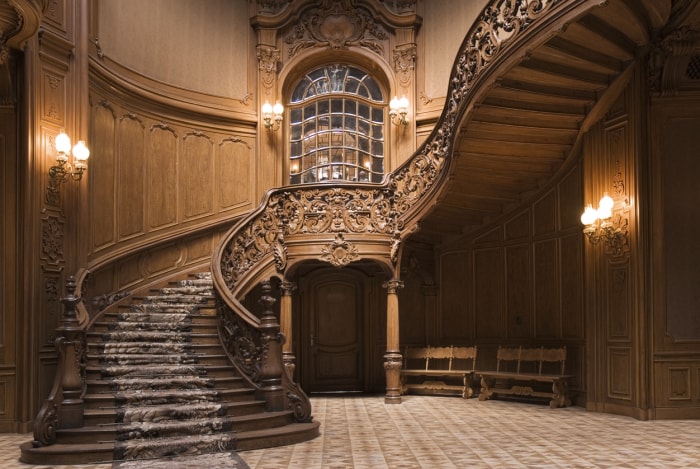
[[2, 395, 699, 468]]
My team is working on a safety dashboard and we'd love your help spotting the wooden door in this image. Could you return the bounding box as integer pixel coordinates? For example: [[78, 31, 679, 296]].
[[302, 269, 364, 392]]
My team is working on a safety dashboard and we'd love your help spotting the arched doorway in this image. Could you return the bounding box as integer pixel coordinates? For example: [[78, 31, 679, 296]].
[[294, 263, 386, 394]]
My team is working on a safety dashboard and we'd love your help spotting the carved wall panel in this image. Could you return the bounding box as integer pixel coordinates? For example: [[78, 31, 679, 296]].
[[608, 347, 632, 400], [219, 138, 252, 210], [473, 248, 504, 339], [438, 250, 470, 342], [398, 274, 428, 345], [534, 239, 559, 338], [608, 264, 631, 340], [533, 191, 557, 236], [561, 233, 584, 339], [148, 126, 178, 229], [505, 244, 531, 338], [117, 115, 146, 241], [91, 104, 116, 248], [660, 116, 700, 340], [182, 133, 214, 220]]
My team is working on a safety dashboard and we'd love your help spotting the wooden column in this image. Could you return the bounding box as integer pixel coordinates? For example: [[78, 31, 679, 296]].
[[279, 281, 297, 380], [383, 279, 404, 404]]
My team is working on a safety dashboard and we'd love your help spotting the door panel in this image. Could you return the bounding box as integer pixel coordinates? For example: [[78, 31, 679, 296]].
[[304, 270, 364, 392]]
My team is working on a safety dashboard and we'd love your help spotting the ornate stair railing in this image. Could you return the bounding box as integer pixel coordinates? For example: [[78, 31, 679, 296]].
[[212, 0, 588, 414]]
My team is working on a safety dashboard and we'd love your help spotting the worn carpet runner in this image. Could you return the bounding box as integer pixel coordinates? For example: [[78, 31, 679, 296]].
[[94, 273, 247, 467], [112, 452, 250, 468]]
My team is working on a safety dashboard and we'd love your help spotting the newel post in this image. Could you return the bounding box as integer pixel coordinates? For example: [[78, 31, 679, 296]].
[[258, 280, 285, 411], [279, 281, 297, 380], [383, 279, 404, 404], [57, 275, 87, 428]]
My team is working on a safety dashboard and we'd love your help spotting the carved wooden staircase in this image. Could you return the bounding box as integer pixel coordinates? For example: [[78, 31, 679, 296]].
[[20, 273, 319, 465]]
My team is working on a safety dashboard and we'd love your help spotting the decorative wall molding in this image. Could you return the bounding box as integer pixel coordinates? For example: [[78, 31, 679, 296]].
[[284, 1, 388, 58], [649, 26, 700, 95], [42, 214, 64, 266], [321, 233, 359, 267], [393, 43, 416, 87], [257, 45, 280, 89]]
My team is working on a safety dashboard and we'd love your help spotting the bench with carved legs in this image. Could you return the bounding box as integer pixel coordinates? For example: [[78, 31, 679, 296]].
[[400, 345, 478, 398], [478, 346, 574, 408]]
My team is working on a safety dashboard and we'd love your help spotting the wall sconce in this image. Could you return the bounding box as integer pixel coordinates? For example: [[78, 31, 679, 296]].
[[580, 193, 627, 253], [262, 101, 284, 131], [389, 96, 408, 126], [48, 131, 90, 193]]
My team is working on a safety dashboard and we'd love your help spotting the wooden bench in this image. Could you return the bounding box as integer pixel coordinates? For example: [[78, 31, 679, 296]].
[[400, 345, 478, 398], [478, 346, 574, 408]]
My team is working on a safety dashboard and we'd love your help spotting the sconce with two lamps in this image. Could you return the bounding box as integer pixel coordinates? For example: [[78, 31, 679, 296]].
[[389, 96, 408, 126], [262, 101, 284, 131], [580, 193, 628, 254], [48, 130, 90, 195]]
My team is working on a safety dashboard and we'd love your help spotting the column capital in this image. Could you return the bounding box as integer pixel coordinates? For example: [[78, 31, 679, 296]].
[[280, 281, 297, 296], [382, 279, 404, 294]]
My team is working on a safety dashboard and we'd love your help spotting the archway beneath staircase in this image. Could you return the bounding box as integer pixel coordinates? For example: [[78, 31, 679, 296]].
[[287, 261, 389, 395]]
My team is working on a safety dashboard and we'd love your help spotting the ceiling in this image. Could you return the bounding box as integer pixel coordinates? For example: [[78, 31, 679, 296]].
[[411, 0, 698, 246]]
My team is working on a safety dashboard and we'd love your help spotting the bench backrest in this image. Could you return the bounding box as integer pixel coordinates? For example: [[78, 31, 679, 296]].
[[403, 345, 477, 371], [404, 346, 432, 371], [496, 346, 567, 375], [450, 346, 477, 372]]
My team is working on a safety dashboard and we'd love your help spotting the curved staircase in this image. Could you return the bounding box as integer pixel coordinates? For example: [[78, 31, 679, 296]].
[[20, 273, 319, 465]]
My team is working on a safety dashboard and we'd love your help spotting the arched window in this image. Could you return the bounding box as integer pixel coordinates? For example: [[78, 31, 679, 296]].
[[289, 64, 385, 184]]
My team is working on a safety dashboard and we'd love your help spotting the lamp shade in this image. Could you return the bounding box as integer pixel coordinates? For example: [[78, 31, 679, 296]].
[[580, 204, 598, 225], [72, 141, 90, 162], [55, 131, 72, 155]]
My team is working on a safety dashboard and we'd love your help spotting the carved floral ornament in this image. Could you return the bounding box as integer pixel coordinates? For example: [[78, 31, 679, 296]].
[[219, 0, 560, 293], [285, 1, 388, 57]]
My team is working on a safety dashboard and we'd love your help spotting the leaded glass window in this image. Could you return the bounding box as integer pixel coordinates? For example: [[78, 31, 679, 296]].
[[289, 64, 385, 184]]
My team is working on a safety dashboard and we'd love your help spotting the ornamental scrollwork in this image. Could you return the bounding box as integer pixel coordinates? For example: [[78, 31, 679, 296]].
[[284, 1, 387, 58], [217, 300, 264, 384], [321, 233, 359, 267]]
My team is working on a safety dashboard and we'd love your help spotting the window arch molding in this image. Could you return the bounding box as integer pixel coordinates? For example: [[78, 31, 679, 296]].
[[278, 50, 396, 185]]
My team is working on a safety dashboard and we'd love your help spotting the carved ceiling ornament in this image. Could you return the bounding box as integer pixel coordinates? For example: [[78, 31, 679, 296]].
[[321, 233, 359, 267], [284, 0, 388, 58]]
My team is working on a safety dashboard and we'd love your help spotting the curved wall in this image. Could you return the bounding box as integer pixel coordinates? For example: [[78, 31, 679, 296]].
[[96, 0, 250, 100]]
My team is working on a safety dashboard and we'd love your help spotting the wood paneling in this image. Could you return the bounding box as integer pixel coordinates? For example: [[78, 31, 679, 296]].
[[91, 104, 116, 248], [474, 248, 504, 339], [117, 115, 146, 241], [506, 244, 531, 338], [534, 239, 559, 338], [439, 251, 471, 342], [148, 126, 178, 229], [182, 134, 214, 220]]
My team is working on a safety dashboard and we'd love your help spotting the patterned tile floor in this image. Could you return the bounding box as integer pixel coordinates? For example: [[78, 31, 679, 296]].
[[1, 395, 699, 468]]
